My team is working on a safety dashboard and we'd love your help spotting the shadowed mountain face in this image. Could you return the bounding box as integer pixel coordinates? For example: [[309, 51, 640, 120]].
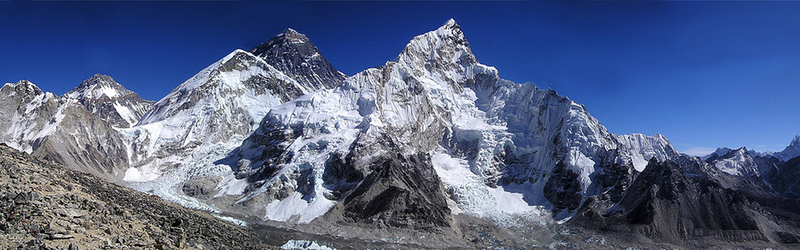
[[572, 158, 800, 246], [250, 28, 345, 90]]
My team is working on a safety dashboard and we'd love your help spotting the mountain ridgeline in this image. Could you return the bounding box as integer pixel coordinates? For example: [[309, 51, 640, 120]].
[[3, 19, 800, 248]]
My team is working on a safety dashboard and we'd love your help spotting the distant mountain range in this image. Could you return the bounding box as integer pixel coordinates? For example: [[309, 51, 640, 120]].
[[3, 19, 800, 248]]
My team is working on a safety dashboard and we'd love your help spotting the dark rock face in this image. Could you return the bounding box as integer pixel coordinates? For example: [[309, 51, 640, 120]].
[[31, 103, 131, 179], [250, 28, 345, 90], [571, 158, 800, 245], [764, 156, 800, 198], [219, 51, 307, 102], [543, 161, 582, 212], [0, 144, 266, 249], [343, 152, 451, 232], [617, 160, 759, 231]]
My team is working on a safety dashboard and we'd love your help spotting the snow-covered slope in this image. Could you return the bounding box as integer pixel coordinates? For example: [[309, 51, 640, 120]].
[[3, 20, 696, 235], [119, 48, 320, 210], [704, 147, 760, 177], [123, 49, 309, 179], [0, 80, 59, 153], [616, 133, 679, 172], [223, 19, 680, 226], [66, 74, 154, 128]]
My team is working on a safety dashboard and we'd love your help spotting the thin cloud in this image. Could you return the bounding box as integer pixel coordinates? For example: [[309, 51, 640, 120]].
[[682, 147, 716, 156]]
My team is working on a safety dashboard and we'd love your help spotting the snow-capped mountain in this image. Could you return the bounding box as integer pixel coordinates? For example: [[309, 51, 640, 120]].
[[218, 19, 681, 227], [66, 74, 154, 128], [616, 133, 679, 172], [0, 78, 137, 178], [250, 28, 345, 90], [122, 49, 311, 184], [775, 135, 800, 161], [119, 45, 341, 211], [1, 28, 345, 211], [0, 80, 59, 153], [704, 147, 760, 177]]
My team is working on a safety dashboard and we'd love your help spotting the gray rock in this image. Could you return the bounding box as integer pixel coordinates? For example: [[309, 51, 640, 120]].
[[48, 233, 74, 240], [180, 177, 220, 198], [53, 208, 87, 219], [343, 152, 451, 231]]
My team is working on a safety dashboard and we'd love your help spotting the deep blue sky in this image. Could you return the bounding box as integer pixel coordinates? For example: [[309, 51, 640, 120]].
[[2, 1, 799, 154]]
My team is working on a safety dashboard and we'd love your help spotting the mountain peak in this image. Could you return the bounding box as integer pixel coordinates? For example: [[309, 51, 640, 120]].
[[250, 28, 311, 57], [2, 80, 44, 96], [70, 74, 128, 100], [67, 74, 153, 128], [792, 135, 800, 146], [83, 73, 114, 85], [280, 28, 306, 41], [392, 18, 478, 87], [248, 28, 344, 90], [434, 18, 466, 42], [401, 18, 472, 59], [442, 18, 458, 29]]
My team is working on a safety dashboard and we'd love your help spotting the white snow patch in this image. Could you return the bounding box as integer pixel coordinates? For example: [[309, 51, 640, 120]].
[[113, 102, 137, 127], [215, 173, 249, 196], [212, 214, 248, 227], [281, 240, 337, 250], [265, 192, 335, 224], [491, 185, 537, 214]]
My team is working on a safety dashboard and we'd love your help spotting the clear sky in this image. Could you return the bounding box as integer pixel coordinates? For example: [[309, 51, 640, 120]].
[[2, 1, 799, 155]]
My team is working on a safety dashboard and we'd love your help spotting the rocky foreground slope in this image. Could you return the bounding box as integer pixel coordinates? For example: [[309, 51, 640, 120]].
[[0, 143, 268, 249]]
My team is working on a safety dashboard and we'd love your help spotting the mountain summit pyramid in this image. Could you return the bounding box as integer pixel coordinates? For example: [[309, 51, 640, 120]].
[[250, 28, 345, 90]]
